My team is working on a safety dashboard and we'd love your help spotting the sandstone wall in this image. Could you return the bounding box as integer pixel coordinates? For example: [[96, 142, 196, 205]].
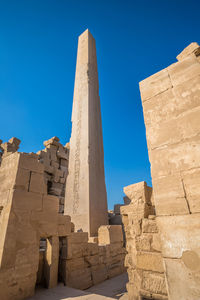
[[37, 136, 69, 214], [60, 225, 126, 290], [139, 43, 200, 299], [121, 182, 168, 300], [0, 140, 127, 299], [0, 144, 72, 300]]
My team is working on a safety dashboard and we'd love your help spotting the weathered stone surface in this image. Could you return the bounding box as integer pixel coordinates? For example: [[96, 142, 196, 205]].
[[142, 272, 167, 295], [150, 137, 200, 178], [19, 154, 43, 173], [29, 172, 46, 194], [145, 106, 200, 150], [142, 219, 158, 233], [168, 56, 200, 86], [139, 68, 172, 101], [98, 225, 123, 245], [152, 174, 189, 216], [176, 42, 200, 61], [66, 268, 92, 290], [121, 181, 167, 299], [0, 150, 73, 299], [136, 252, 164, 273], [157, 214, 200, 259], [164, 257, 200, 300], [43, 136, 60, 147], [64, 29, 108, 236], [91, 265, 108, 285], [182, 168, 200, 213], [140, 43, 200, 300]]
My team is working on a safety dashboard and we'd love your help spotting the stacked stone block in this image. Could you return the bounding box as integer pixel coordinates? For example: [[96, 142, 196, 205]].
[[121, 181, 168, 300], [37, 136, 69, 213], [0, 141, 72, 300], [60, 225, 126, 290], [139, 42, 200, 299]]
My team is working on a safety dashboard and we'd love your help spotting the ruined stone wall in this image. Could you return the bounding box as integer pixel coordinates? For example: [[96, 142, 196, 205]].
[[37, 136, 69, 214], [121, 182, 168, 300], [0, 143, 72, 300], [60, 225, 126, 290], [0, 138, 126, 299], [139, 43, 200, 299]]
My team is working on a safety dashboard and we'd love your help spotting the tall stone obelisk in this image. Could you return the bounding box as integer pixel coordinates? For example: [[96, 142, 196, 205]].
[[64, 29, 108, 236]]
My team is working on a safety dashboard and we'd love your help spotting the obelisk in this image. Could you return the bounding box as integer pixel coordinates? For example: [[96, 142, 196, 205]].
[[64, 29, 108, 236]]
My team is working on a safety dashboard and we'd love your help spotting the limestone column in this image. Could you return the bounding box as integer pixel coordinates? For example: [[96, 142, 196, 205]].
[[64, 29, 108, 236]]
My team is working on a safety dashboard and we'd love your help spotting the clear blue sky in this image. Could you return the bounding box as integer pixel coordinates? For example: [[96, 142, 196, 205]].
[[0, 0, 200, 209]]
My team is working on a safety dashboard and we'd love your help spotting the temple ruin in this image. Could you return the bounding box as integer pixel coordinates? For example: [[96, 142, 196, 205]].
[[0, 30, 200, 300]]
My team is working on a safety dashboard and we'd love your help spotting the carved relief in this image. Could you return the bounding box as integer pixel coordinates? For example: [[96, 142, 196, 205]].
[[73, 95, 82, 213]]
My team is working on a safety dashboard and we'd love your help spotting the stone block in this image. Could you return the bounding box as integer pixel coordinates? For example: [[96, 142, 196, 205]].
[[66, 257, 87, 271], [66, 233, 89, 259], [51, 161, 59, 169], [142, 219, 158, 233], [139, 68, 172, 101], [142, 271, 167, 295], [60, 158, 68, 167], [66, 268, 92, 290], [142, 89, 176, 126], [12, 189, 43, 211], [57, 148, 68, 160], [43, 136, 59, 147], [157, 214, 200, 259], [108, 260, 125, 278], [19, 154, 43, 173], [151, 138, 200, 177], [58, 223, 71, 236], [151, 233, 162, 252], [30, 211, 58, 236], [29, 172, 46, 194], [0, 190, 10, 207], [0, 153, 20, 192], [168, 56, 200, 86], [135, 234, 152, 251], [136, 252, 164, 273], [98, 245, 110, 258], [43, 195, 59, 212], [164, 257, 200, 300], [110, 242, 124, 256], [152, 174, 189, 216], [146, 106, 200, 150], [87, 242, 99, 255], [123, 181, 148, 203], [176, 42, 200, 61], [84, 254, 100, 266], [44, 164, 54, 174], [14, 168, 30, 191], [68, 232, 88, 244], [91, 265, 108, 285], [48, 147, 57, 161], [98, 225, 123, 244], [182, 168, 200, 213], [57, 214, 71, 225], [172, 75, 200, 116]]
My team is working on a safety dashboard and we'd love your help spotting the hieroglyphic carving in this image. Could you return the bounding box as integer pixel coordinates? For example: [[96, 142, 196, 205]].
[[73, 95, 82, 213]]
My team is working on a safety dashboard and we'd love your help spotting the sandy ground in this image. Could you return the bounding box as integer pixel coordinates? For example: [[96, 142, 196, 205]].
[[28, 273, 128, 300]]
